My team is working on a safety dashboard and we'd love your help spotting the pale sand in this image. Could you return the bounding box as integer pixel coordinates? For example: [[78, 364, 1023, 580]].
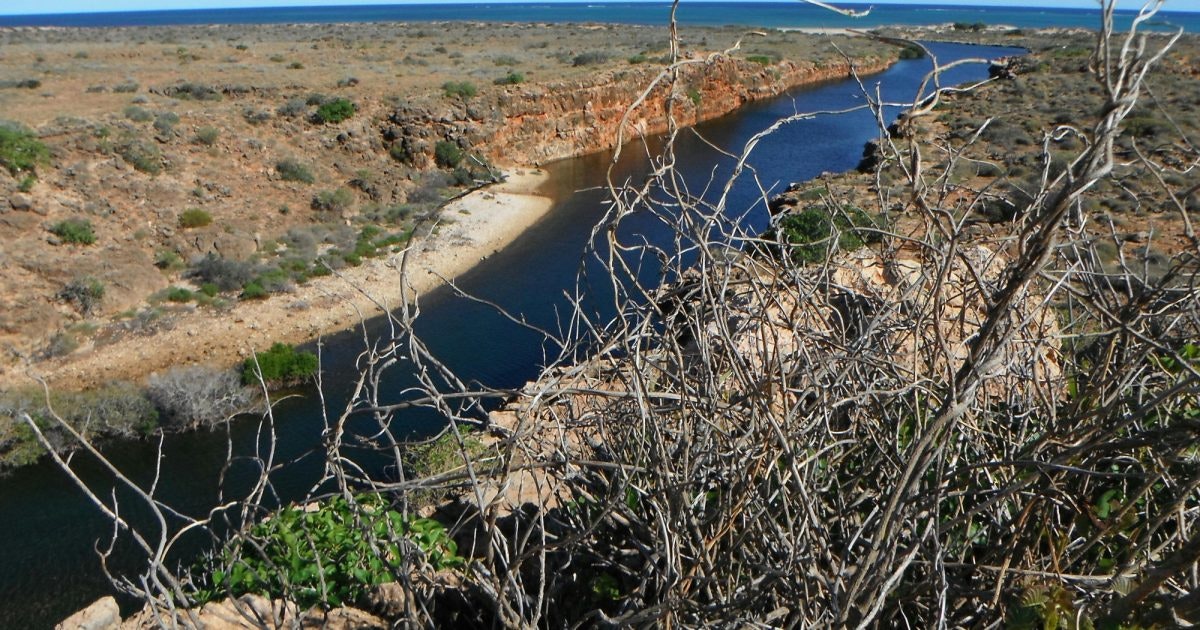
[[6, 170, 553, 391]]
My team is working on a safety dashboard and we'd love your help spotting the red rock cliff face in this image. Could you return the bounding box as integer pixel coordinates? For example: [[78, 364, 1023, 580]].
[[385, 54, 894, 167]]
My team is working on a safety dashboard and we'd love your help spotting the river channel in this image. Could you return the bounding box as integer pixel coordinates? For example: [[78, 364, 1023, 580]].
[[0, 41, 1023, 626]]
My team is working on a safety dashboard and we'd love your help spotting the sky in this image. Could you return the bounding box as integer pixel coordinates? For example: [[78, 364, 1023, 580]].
[[3, 0, 1198, 16]]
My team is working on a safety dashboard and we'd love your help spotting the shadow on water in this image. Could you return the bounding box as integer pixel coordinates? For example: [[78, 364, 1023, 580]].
[[0, 41, 1023, 626]]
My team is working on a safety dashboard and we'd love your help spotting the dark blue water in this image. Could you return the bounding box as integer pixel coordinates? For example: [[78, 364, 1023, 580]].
[[0, 40, 1022, 627], [1, 2, 1196, 32]]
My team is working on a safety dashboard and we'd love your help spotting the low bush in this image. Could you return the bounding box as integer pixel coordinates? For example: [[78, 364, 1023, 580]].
[[188, 254, 258, 292], [178, 208, 212, 228], [277, 97, 308, 118], [276, 158, 315, 184], [242, 342, 318, 386], [745, 54, 775, 66], [315, 97, 355, 124], [239, 281, 267, 300], [442, 81, 476, 99], [192, 496, 463, 608], [494, 71, 525, 86], [58, 277, 105, 314], [164, 286, 194, 303], [146, 366, 252, 431], [768, 204, 885, 264], [193, 126, 220, 146], [0, 123, 49, 175], [153, 112, 180, 135], [116, 137, 162, 174], [434, 140, 464, 168], [51, 218, 96, 245], [572, 51, 610, 66], [493, 54, 520, 66], [311, 188, 354, 213], [124, 105, 154, 122]]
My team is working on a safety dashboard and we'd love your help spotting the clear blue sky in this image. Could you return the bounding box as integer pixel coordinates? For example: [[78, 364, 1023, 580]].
[[4, 0, 1198, 16]]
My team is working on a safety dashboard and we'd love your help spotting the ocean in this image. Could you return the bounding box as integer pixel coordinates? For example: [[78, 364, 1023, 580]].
[[0, 2, 1196, 32]]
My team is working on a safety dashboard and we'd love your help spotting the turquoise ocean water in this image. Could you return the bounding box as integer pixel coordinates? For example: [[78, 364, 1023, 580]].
[[0, 2, 1196, 31]]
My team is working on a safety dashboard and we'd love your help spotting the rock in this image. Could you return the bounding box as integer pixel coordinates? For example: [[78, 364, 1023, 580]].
[[56, 596, 121, 630], [10, 193, 33, 211]]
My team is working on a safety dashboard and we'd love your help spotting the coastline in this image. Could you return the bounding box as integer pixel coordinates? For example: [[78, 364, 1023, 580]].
[[5, 170, 552, 391]]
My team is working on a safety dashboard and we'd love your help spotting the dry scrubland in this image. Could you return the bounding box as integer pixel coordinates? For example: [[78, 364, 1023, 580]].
[[0, 21, 890, 387]]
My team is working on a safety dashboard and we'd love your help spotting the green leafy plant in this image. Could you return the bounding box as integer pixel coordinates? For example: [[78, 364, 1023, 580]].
[[58, 277, 105, 315], [51, 218, 96, 245], [768, 205, 884, 264], [276, 158, 315, 184], [311, 188, 354, 213], [193, 496, 463, 608], [434, 140, 464, 168], [194, 126, 220, 147], [0, 124, 49, 175], [494, 71, 525, 86], [242, 342, 318, 386], [178, 208, 212, 228], [315, 97, 355, 123], [441, 81, 476, 99]]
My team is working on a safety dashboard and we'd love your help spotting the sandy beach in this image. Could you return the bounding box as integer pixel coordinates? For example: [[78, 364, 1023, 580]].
[[5, 170, 552, 390]]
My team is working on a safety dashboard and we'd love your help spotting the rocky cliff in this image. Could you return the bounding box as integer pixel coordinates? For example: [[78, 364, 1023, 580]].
[[384, 54, 893, 168]]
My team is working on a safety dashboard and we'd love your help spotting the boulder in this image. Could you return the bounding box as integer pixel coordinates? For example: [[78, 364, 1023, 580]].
[[56, 596, 121, 630]]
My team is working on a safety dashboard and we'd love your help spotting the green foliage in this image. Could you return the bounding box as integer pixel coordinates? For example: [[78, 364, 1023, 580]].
[[687, 88, 702, 107], [17, 174, 36, 192], [0, 124, 50, 175], [59, 277, 105, 314], [745, 54, 775, 66], [116, 137, 162, 174], [952, 21, 987, 32], [899, 45, 925, 60], [572, 51, 610, 66], [315, 97, 355, 124], [193, 496, 463, 608], [124, 105, 154, 122], [51, 218, 96, 245], [188, 254, 258, 292], [178, 208, 212, 228], [276, 158, 315, 184], [493, 54, 519, 66], [769, 205, 884, 265], [434, 140, 464, 168], [239, 281, 267, 300], [494, 71, 525, 86], [1123, 115, 1168, 139], [164, 286, 194, 303], [242, 342, 318, 386], [628, 53, 649, 64], [155, 250, 186, 272], [442, 81, 476, 99], [311, 188, 354, 213]]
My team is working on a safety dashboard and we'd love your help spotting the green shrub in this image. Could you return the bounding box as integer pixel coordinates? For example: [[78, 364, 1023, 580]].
[[116, 137, 162, 174], [154, 112, 180, 134], [572, 51, 610, 66], [441, 81, 476, 99], [628, 53, 649, 64], [276, 158, 314, 184], [769, 205, 885, 265], [192, 495, 463, 608], [124, 105, 154, 122], [311, 188, 354, 213], [899, 45, 925, 60], [51, 218, 96, 245], [745, 54, 774, 66], [242, 342, 318, 386], [17, 175, 36, 192], [494, 71, 525, 86], [687, 88, 702, 107], [0, 124, 50, 175], [164, 286, 193, 303], [188, 254, 258, 292], [434, 140, 464, 168], [178, 208, 212, 228], [199, 283, 219, 297], [58, 277, 105, 314], [155, 250, 186, 272], [315, 97, 355, 124], [493, 54, 519, 66], [239, 281, 267, 300], [193, 126, 220, 146]]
